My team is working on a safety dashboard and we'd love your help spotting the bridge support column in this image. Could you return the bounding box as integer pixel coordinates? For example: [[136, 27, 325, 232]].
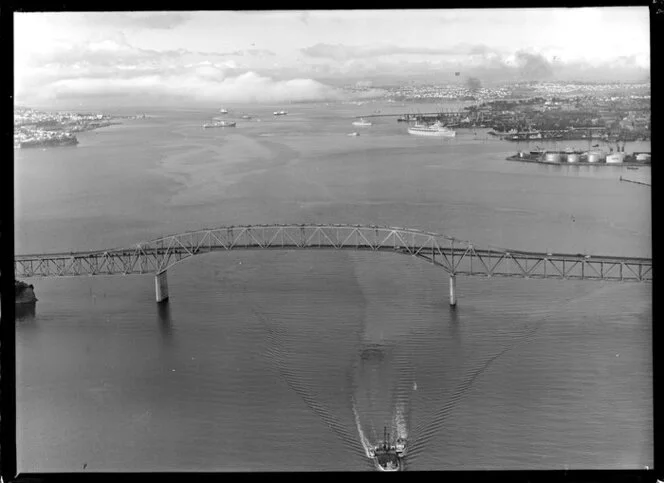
[[155, 270, 169, 303], [449, 274, 457, 307]]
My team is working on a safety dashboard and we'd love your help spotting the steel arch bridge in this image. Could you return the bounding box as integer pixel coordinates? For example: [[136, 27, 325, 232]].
[[14, 224, 652, 304]]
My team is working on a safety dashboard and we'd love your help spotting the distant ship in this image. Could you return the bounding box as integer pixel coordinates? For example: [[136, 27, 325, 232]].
[[407, 121, 456, 137], [369, 427, 405, 472], [203, 120, 236, 128], [219, 108, 228, 114], [348, 132, 360, 136], [352, 118, 372, 127], [273, 110, 288, 116]]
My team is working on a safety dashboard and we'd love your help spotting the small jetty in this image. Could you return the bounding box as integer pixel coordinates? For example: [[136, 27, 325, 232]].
[[619, 176, 651, 187]]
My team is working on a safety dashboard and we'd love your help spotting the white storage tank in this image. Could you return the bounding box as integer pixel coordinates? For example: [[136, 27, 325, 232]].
[[606, 152, 625, 164], [545, 152, 561, 163], [566, 153, 580, 163], [586, 151, 604, 163]]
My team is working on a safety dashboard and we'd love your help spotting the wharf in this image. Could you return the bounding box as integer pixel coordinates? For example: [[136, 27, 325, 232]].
[[506, 154, 650, 167]]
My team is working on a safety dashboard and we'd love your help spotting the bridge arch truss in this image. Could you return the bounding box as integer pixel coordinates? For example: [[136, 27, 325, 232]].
[[14, 224, 652, 283]]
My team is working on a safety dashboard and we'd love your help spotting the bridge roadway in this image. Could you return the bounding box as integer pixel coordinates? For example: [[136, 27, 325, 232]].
[[14, 224, 652, 305]]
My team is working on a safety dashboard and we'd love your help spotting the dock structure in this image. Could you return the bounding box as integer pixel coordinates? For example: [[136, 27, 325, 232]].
[[355, 110, 481, 124], [14, 224, 652, 307]]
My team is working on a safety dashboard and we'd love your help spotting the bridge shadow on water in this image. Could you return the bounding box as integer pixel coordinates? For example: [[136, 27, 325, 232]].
[[448, 305, 460, 341], [156, 302, 174, 340]]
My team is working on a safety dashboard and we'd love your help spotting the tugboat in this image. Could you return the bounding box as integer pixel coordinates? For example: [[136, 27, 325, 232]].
[[369, 427, 405, 471]]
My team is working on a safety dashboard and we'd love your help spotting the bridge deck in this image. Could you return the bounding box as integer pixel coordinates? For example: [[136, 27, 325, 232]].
[[14, 224, 651, 282]]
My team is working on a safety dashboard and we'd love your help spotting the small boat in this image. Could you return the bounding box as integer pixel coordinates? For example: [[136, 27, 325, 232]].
[[219, 108, 228, 114], [347, 132, 360, 136], [273, 110, 288, 116], [352, 118, 372, 127]]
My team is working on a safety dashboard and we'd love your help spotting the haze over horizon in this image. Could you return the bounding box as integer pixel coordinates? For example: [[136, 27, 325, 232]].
[[14, 9, 650, 109]]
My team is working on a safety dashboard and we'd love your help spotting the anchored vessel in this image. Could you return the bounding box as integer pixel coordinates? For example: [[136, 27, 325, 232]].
[[407, 121, 456, 137], [273, 110, 288, 116], [369, 427, 405, 472], [219, 108, 228, 114], [203, 120, 236, 128], [352, 118, 373, 127]]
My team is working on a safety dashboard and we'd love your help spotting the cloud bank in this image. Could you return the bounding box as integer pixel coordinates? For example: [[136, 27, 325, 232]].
[[301, 42, 496, 61], [15, 37, 340, 106], [15, 33, 649, 108], [80, 12, 193, 30]]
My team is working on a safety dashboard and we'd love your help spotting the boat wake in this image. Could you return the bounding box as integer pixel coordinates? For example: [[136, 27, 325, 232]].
[[352, 397, 376, 459], [405, 289, 609, 459], [394, 400, 408, 442], [350, 341, 414, 470], [252, 308, 361, 452]]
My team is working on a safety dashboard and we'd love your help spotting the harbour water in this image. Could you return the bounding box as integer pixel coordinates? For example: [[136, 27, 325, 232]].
[[15, 101, 652, 471]]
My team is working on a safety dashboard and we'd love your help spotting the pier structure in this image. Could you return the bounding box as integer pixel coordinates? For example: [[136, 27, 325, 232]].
[[15, 224, 652, 307], [155, 270, 169, 303]]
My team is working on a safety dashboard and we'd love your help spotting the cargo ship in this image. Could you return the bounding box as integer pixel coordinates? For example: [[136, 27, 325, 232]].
[[369, 427, 405, 472]]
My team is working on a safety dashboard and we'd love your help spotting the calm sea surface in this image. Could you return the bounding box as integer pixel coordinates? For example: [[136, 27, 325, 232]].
[[15, 102, 652, 471]]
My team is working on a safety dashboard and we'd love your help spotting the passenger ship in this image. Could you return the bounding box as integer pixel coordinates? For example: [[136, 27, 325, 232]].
[[407, 121, 456, 137]]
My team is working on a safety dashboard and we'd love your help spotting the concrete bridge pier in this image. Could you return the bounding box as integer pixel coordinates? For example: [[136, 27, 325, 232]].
[[449, 274, 457, 307], [155, 270, 169, 303]]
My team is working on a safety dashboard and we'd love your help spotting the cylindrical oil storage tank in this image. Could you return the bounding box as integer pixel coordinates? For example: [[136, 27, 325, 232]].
[[587, 151, 603, 163], [606, 152, 625, 164], [636, 153, 651, 162], [566, 153, 580, 163], [545, 151, 561, 163]]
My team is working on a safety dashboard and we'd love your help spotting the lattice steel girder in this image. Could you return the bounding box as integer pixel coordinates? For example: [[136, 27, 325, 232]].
[[14, 224, 652, 281]]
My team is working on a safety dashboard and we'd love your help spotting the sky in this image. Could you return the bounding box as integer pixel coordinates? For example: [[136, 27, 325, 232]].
[[14, 9, 651, 107]]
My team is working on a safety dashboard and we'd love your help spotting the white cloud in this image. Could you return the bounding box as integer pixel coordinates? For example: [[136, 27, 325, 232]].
[[20, 68, 344, 105]]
